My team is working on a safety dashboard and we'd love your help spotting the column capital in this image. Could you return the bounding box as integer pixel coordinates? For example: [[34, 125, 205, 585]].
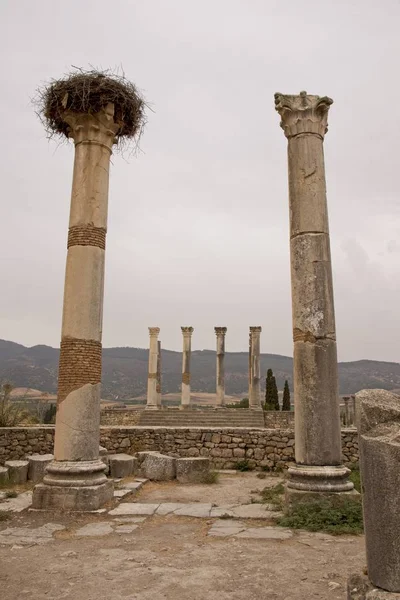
[[274, 91, 333, 140], [214, 327, 227, 336], [62, 104, 119, 150], [249, 326, 262, 334], [148, 327, 160, 337], [181, 326, 194, 337]]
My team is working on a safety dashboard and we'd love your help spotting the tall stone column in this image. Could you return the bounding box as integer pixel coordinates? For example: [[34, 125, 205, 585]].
[[181, 327, 194, 408], [33, 106, 120, 510], [156, 340, 162, 407], [146, 328, 160, 410], [249, 327, 262, 410], [275, 91, 353, 494], [215, 327, 227, 406]]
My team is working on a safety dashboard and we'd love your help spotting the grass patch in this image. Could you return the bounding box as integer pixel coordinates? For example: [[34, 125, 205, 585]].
[[260, 482, 285, 510], [203, 471, 219, 484], [349, 466, 361, 493], [5, 491, 17, 499], [277, 497, 363, 535], [235, 460, 253, 472]]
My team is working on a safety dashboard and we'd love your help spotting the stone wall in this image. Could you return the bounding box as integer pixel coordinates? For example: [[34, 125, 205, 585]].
[[0, 426, 359, 470], [264, 411, 295, 429], [100, 408, 143, 426]]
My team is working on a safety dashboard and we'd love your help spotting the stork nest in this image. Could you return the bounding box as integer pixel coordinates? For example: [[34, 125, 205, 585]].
[[35, 68, 147, 149]]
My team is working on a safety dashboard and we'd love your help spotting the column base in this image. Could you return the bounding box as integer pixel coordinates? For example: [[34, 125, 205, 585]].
[[347, 574, 400, 599], [32, 459, 113, 511], [145, 404, 159, 410], [249, 406, 263, 411], [287, 463, 354, 492]]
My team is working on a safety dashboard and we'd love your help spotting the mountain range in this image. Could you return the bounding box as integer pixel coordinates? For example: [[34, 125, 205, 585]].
[[1, 338, 400, 400]]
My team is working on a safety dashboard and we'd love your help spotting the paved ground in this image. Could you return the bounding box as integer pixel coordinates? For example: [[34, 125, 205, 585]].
[[0, 472, 366, 600]]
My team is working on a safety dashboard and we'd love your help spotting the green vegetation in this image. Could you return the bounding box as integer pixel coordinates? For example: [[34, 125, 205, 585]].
[[282, 380, 291, 411], [265, 369, 279, 410], [43, 403, 57, 424], [5, 491, 18, 499], [0, 383, 26, 427], [278, 497, 363, 535], [235, 460, 253, 472], [226, 397, 249, 409], [260, 482, 285, 510], [349, 465, 361, 493]]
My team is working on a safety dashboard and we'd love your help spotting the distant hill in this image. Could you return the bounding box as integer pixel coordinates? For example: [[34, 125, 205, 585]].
[[0, 338, 399, 400]]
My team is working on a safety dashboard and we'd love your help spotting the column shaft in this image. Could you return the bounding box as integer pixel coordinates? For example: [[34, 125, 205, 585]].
[[156, 341, 162, 407], [181, 327, 194, 408], [215, 327, 227, 406], [146, 328, 160, 410], [249, 327, 262, 409]]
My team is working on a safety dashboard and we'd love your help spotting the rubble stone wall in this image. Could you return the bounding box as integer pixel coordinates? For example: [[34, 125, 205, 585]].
[[0, 426, 359, 470]]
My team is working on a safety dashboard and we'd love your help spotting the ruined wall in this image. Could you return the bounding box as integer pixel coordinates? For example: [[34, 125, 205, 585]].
[[263, 411, 295, 429], [100, 408, 142, 426], [0, 426, 359, 470]]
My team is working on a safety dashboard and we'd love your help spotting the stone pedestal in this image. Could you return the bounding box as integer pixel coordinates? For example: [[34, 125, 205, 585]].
[[215, 327, 227, 406], [146, 327, 160, 410], [347, 574, 400, 599], [181, 327, 194, 408], [275, 91, 352, 494], [32, 106, 120, 511], [249, 327, 262, 410]]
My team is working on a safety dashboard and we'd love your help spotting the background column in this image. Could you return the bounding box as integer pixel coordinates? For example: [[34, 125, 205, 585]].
[[146, 327, 160, 410], [215, 327, 227, 406], [249, 326, 262, 409], [156, 340, 162, 408], [181, 327, 194, 408], [275, 91, 352, 493]]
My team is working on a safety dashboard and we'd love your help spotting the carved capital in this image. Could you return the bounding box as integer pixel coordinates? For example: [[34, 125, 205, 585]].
[[62, 103, 119, 150], [148, 327, 160, 337], [181, 326, 194, 337], [249, 326, 262, 334], [214, 327, 227, 336], [274, 91, 333, 139]]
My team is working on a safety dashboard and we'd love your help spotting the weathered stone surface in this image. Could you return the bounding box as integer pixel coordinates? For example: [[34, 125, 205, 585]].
[[142, 453, 176, 481], [0, 466, 9, 485], [0, 491, 32, 513], [75, 522, 114, 537], [5, 460, 29, 484], [208, 520, 247, 537], [357, 389, 400, 593], [236, 527, 293, 540], [176, 457, 210, 483], [32, 481, 113, 512], [27, 454, 53, 483], [173, 503, 212, 518], [109, 503, 159, 516], [108, 454, 137, 479], [0, 523, 64, 546]]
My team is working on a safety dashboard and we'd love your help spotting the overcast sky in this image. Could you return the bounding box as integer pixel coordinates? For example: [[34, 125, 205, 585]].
[[0, 0, 399, 362]]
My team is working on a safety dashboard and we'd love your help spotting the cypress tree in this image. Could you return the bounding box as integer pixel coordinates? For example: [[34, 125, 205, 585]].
[[282, 380, 291, 411], [271, 375, 280, 410], [265, 369, 274, 408]]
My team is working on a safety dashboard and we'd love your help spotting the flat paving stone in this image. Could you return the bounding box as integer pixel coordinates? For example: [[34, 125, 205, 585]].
[[0, 523, 64, 546], [109, 503, 160, 516], [123, 481, 144, 491], [114, 524, 138, 534], [208, 520, 247, 537], [0, 492, 32, 513], [229, 504, 278, 519], [156, 503, 186, 516], [112, 517, 147, 524], [209, 506, 237, 518], [173, 503, 213, 518], [75, 523, 114, 537], [113, 489, 131, 498], [236, 527, 293, 540]]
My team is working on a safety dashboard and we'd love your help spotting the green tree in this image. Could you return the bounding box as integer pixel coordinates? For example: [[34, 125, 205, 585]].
[[282, 380, 291, 411], [271, 374, 280, 411], [43, 403, 57, 424], [265, 369, 279, 410]]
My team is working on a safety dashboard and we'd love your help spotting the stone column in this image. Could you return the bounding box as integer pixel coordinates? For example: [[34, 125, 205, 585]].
[[156, 340, 162, 407], [181, 327, 194, 408], [215, 327, 227, 406], [249, 327, 262, 410], [32, 106, 120, 510], [347, 389, 400, 599], [275, 91, 352, 494], [146, 328, 160, 410], [343, 396, 350, 427]]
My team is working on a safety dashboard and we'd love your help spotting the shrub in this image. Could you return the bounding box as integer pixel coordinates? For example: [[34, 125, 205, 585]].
[[235, 460, 253, 472], [0, 383, 26, 427], [278, 497, 363, 535]]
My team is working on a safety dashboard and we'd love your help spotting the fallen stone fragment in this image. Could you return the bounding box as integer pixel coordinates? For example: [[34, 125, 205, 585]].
[[108, 454, 138, 479], [0, 466, 9, 486], [27, 454, 53, 483], [176, 457, 210, 483], [5, 460, 29, 485], [141, 453, 176, 481]]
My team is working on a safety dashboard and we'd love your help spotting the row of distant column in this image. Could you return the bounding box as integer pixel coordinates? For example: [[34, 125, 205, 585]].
[[146, 326, 263, 409]]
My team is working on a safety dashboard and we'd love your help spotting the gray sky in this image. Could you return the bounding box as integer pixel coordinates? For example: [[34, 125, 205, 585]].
[[0, 0, 399, 362]]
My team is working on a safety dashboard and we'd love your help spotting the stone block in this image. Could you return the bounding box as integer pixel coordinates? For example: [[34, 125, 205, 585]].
[[5, 460, 29, 484], [142, 453, 176, 481], [357, 389, 400, 592], [27, 454, 54, 483], [32, 481, 113, 511], [176, 457, 210, 483], [108, 454, 137, 479], [0, 466, 9, 486]]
